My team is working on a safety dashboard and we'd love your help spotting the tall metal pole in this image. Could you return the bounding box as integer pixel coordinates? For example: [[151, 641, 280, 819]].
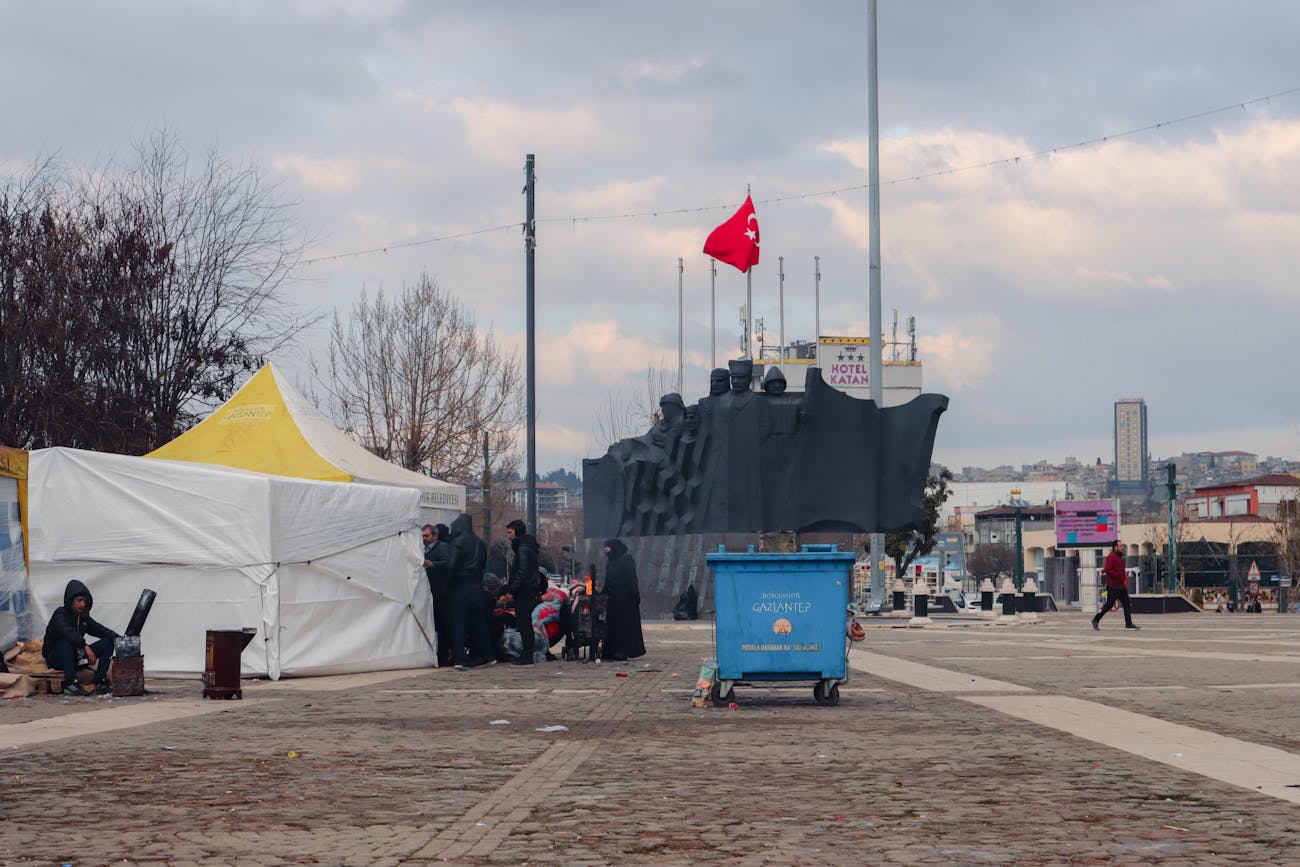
[[778, 256, 785, 367], [745, 269, 753, 359], [483, 432, 492, 547], [814, 255, 821, 349], [677, 257, 684, 393], [1166, 463, 1178, 594], [710, 259, 717, 369], [1014, 506, 1025, 591], [524, 154, 537, 533], [867, 0, 887, 605], [745, 183, 754, 360]]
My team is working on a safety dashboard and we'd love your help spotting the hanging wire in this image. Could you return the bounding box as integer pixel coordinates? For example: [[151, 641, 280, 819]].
[[299, 223, 521, 266], [299, 85, 1300, 268]]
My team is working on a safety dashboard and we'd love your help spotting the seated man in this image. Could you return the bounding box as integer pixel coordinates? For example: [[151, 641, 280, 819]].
[[43, 579, 119, 696]]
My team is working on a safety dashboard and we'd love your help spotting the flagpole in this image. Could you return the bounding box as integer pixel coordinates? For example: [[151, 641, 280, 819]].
[[745, 269, 753, 359], [867, 1, 886, 608], [677, 257, 684, 394], [710, 259, 717, 369], [745, 183, 753, 361], [778, 255, 785, 368]]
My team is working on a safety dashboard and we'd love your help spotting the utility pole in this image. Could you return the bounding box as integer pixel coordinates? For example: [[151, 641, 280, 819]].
[[523, 154, 537, 533], [1166, 463, 1178, 594], [483, 432, 492, 547]]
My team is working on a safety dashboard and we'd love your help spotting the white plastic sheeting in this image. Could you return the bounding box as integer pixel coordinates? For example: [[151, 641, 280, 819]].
[[26, 447, 437, 679], [0, 476, 25, 648]]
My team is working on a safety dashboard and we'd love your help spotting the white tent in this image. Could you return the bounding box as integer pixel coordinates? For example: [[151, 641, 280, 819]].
[[26, 447, 437, 679]]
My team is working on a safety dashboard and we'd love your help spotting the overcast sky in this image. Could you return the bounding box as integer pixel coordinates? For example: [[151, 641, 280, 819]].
[[5, 1, 1300, 475]]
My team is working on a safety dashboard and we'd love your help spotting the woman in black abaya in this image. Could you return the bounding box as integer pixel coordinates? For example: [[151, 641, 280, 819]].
[[600, 538, 645, 660]]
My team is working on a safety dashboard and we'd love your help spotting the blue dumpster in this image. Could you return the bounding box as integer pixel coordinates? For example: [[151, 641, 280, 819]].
[[707, 543, 856, 706]]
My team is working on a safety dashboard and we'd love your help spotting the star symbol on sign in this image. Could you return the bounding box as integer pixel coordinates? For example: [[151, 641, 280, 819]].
[[837, 353, 845, 361], [856, 353, 865, 361]]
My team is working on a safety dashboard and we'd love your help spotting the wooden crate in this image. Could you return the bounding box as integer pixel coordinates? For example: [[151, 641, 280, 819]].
[[24, 670, 64, 695]]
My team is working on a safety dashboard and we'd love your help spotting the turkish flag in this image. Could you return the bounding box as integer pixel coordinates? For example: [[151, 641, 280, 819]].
[[703, 196, 760, 273]]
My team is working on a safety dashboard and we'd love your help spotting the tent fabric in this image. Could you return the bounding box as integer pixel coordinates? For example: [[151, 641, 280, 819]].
[[145, 363, 465, 519], [0, 476, 25, 650], [0, 446, 28, 573], [26, 447, 436, 679]]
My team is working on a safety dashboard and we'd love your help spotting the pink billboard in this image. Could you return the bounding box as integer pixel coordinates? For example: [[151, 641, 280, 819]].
[[1055, 499, 1118, 547]]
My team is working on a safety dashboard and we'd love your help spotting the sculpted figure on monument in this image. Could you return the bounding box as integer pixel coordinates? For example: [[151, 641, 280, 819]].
[[583, 361, 947, 538]]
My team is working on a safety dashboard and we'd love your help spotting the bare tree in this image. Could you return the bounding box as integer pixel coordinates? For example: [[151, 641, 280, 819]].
[[967, 543, 1017, 584], [538, 506, 585, 578], [1139, 520, 1169, 594], [590, 358, 677, 449], [471, 461, 524, 552], [316, 273, 523, 486], [1273, 501, 1300, 582], [0, 128, 312, 453], [114, 127, 311, 427]]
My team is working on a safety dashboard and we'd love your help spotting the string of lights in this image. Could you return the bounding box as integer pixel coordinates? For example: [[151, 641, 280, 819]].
[[300, 85, 1300, 268], [299, 222, 521, 266]]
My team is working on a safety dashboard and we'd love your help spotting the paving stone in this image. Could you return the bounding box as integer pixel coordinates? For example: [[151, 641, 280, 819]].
[[7, 616, 1300, 863]]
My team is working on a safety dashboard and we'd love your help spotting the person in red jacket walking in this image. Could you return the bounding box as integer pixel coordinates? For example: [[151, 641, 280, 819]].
[[1092, 539, 1139, 631]]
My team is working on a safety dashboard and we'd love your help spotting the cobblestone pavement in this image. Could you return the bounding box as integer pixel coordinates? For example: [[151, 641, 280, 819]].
[[5, 614, 1300, 865]]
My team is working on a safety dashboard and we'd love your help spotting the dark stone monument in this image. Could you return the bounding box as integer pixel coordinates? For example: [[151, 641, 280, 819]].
[[583, 364, 947, 537]]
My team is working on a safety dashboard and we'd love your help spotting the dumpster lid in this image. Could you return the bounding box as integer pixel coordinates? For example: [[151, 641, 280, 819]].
[[706, 543, 856, 561]]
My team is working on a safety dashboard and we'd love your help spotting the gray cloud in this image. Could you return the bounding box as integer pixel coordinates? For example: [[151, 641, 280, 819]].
[[3, 1, 1299, 473]]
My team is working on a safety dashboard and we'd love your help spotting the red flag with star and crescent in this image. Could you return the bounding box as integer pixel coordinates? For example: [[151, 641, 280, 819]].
[[703, 196, 760, 273]]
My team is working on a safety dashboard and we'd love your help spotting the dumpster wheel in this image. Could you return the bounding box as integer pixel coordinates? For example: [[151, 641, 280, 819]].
[[813, 680, 841, 707], [710, 680, 736, 704]]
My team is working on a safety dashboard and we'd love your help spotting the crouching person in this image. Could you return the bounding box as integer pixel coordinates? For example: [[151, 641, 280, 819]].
[[43, 579, 119, 696]]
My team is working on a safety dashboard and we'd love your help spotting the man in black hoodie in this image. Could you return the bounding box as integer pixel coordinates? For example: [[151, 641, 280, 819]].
[[505, 519, 541, 665], [43, 578, 119, 696], [447, 514, 493, 669]]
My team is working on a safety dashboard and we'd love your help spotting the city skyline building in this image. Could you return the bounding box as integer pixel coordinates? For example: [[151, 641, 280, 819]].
[[1113, 397, 1149, 497]]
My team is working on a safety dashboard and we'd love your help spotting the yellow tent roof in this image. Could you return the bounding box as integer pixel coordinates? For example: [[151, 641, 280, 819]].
[[146, 364, 465, 511], [147, 365, 349, 482]]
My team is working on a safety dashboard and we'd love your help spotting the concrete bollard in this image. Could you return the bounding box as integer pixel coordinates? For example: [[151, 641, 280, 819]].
[[909, 576, 934, 627], [979, 577, 997, 618], [888, 578, 911, 618], [997, 576, 1019, 624], [1018, 575, 1040, 623]]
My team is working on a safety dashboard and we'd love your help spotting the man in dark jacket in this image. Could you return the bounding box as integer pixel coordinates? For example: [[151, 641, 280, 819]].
[[43, 578, 120, 695], [422, 523, 455, 666], [1092, 539, 1139, 631], [601, 538, 646, 660], [505, 519, 541, 665], [447, 514, 493, 669]]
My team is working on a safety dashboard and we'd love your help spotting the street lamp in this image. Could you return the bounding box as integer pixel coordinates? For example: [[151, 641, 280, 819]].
[[1009, 489, 1029, 591]]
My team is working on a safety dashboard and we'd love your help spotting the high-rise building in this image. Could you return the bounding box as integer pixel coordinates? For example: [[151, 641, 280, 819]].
[[1113, 398, 1148, 497]]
